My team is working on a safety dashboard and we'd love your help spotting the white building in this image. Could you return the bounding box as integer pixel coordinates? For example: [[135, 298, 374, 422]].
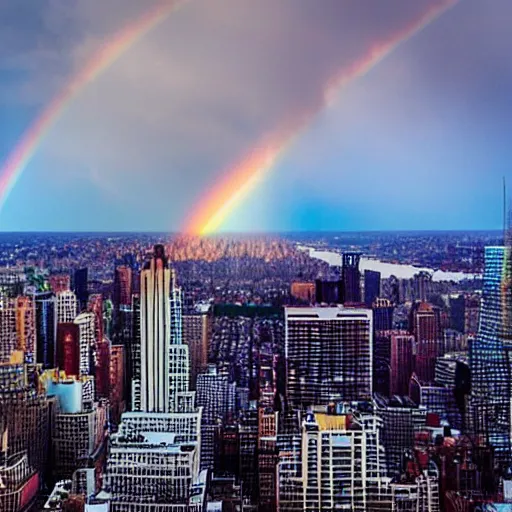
[[74, 312, 95, 376], [56, 290, 78, 324], [137, 246, 189, 413], [301, 405, 387, 512]]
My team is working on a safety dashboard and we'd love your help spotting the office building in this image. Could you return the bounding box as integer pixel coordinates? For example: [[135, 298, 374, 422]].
[[239, 405, 259, 501], [56, 323, 80, 377], [364, 270, 381, 307], [342, 252, 362, 304], [0, 297, 17, 363], [128, 294, 141, 410], [73, 268, 88, 310], [410, 302, 442, 383], [87, 294, 104, 344], [95, 338, 111, 399], [104, 247, 202, 509], [449, 294, 466, 333], [410, 301, 441, 342], [56, 291, 78, 324], [373, 298, 394, 332], [276, 410, 303, 512], [74, 312, 95, 376], [0, 451, 39, 512], [258, 407, 279, 511], [49, 274, 71, 294], [196, 365, 236, 469], [464, 293, 480, 336], [15, 296, 36, 363], [137, 245, 188, 413], [374, 394, 426, 477], [0, 296, 36, 364], [0, 364, 51, 478], [373, 332, 391, 396], [314, 278, 342, 304], [183, 308, 211, 390], [409, 375, 462, 430], [35, 291, 57, 368], [390, 331, 415, 396], [470, 246, 512, 465], [290, 281, 315, 303], [0, 269, 25, 298], [52, 404, 107, 481], [285, 306, 372, 407], [114, 265, 132, 308], [301, 404, 388, 511], [105, 426, 199, 512], [110, 344, 126, 426]]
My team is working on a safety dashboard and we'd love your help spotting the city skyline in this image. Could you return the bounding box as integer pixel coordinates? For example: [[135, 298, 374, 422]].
[[1, 0, 512, 232]]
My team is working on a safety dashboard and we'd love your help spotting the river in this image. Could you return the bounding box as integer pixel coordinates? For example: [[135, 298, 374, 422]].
[[301, 247, 481, 282]]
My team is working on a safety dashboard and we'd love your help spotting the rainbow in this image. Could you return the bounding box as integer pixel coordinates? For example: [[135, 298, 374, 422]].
[[185, 0, 458, 236], [0, 1, 184, 213]]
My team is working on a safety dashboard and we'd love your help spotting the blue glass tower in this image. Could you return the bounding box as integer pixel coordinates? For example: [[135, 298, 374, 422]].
[[470, 246, 512, 466]]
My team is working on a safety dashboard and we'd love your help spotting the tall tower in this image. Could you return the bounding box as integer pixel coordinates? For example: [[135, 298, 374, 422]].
[[73, 268, 89, 310], [410, 302, 441, 383], [35, 291, 57, 369], [342, 252, 362, 304], [139, 244, 190, 413], [114, 265, 132, 308], [74, 312, 95, 376], [285, 306, 372, 408], [471, 246, 512, 466], [364, 270, 381, 307], [56, 290, 78, 324], [15, 296, 36, 363]]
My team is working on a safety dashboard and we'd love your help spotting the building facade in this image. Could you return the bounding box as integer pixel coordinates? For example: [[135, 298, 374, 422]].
[[285, 307, 372, 408]]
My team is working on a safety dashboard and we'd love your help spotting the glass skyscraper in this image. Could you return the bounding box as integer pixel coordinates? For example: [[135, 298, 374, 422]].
[[470, 246, 512, 465]]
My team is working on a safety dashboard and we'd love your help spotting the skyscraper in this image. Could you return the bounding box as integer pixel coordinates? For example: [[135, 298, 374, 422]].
[[113, 265, 132, 308], [87, 294, 104, 344], [390, 331, 415, 396], [342, 252, 362, 304], [410, 302, 442, 383], [74, 312, 95, 376], [139, 245, 172, 413], [73, 268, 88, 310], [314, 278, 343, 304], [0, 297, 17, 363], [196, 365, 236, 469], [137, 245, 190, 413], [373, 298, 394, 332], [15, 296, 36, 363], [470, 246, 512, 465], [183, 308, 211, 390], [301, 404, 387, 511], [35, 291, 56, 368], [0, 296, 36, 364], [285, 306, 372, 408], [56, 323, 80, 377], [56, 290, 78, 324], [364, 270, 381, 307], [449, 294, 466, 333]]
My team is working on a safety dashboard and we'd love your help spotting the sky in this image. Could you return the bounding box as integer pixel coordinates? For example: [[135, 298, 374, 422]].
[[0, 0, 511, 232]]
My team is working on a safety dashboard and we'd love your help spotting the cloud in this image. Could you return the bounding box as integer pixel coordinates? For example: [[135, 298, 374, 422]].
[[2, 0, 510, 231]]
